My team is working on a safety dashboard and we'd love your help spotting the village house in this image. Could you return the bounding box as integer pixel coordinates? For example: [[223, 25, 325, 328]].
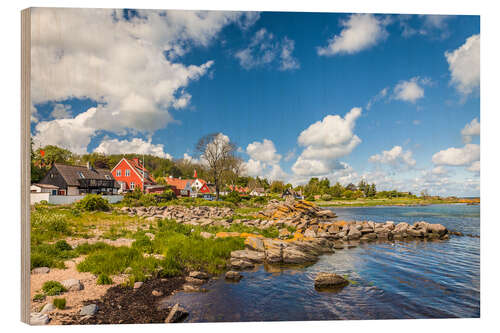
[[38, 163, 119, 195], [227, 185, 249, 194], [164, 174, 211, 197], [249, 187, 266, 197], [111, 158, 165, 193]]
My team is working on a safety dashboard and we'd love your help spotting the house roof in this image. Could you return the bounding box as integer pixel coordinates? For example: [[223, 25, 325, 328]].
[[51, 163, 119, 188], [125, 158, 156, 184], [32, 183, 59, 189], [251, 187, 265, 193], [164, 177, 191, 190]]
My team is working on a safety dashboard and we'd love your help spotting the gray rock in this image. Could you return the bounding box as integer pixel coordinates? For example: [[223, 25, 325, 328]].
[[230, 258, 255, 269], [40, 303, 56, 314], [427, 223, 447, 236], [185, 276, 205, 285], [225, 271, 243, 281], [314, 272, 349, 289], [62, 279, 83, 291], [282, 247, 318, 264], [133, 281, 144, 289], [304, 229, 317, 238], [347, 228, 361, 240], [80, 304, 98, 316], [32, 267, 50, 275], [152, 290, 163, 297], [165, 303, 188, 323], [231, 249, 266, 263], [189, 271, 209, 280], [30, 312, 50, 325], [245, 237, 265, 252], [333, 242, 344, 249], [199, 231, 213, 239]]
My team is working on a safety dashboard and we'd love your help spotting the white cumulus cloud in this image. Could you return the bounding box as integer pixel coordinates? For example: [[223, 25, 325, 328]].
[[369, 145, 416, 168], [246, 139, 281, 164], [432, 143, 480, 166], [94, 137, 172, 159], [393, 77, 429, 103], [292, 107, 362, 177], [30, 8, 252, 153], [317, 14, 388, 56], [445, 34, 480, 97], [461, 118, 480, 143], [50, 103, 72, 119]]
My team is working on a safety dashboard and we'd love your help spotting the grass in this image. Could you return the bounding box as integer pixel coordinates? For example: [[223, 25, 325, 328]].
[[96, 274, 113, 285], [53, 298, 66, 309], [30, 202, 282, 285], [42, 281, 67, 296]]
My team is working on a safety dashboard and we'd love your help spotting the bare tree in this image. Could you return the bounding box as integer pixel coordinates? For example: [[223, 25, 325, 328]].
[[196, 133, 237, 200]]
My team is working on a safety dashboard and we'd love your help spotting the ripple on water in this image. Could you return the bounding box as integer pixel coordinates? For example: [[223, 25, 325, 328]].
[[162, 205, 479, 322]]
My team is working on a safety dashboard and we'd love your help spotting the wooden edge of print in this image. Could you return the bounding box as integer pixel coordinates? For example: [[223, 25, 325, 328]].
[[21, 7, 31, 325]]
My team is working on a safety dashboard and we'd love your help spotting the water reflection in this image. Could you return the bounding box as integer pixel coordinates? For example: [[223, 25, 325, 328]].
[[160, 204, 480, 322]]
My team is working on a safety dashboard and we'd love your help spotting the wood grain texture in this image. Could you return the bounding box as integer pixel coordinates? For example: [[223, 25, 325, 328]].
[[21, 7, 31, 325]]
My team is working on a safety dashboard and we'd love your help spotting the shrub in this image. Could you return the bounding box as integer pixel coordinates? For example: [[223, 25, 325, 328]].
[[41, 281, 67, 296], [250, 196, 268, 205], [32, 293, 45, 302], [96, 274, 113, 285], [321, 194, 332, 201], [224, 191, 242, 204], [52, 298, 66, 309], [74, 194, 110, 212], [55, 240, 72, 252]]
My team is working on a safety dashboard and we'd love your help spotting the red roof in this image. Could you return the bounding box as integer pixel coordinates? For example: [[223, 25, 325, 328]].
[[164, 177, 191, 190], [126, 158, 155, 184]]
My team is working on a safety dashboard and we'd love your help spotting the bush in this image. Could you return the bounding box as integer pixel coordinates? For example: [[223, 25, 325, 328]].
[[32, 293, 45, 302], [77, 246, 141, 275], [321, 194, 332, 201], [224, 191, 242, 204], [96, 274, 113, 285], [53, 298, 66, 309], [74, 194, 110, 212], [41, 281, 67, 296], [55, 240, 72, 252]]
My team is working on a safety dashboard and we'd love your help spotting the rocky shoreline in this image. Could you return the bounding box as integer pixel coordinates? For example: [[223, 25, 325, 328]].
[[32, 199, 468, 325]]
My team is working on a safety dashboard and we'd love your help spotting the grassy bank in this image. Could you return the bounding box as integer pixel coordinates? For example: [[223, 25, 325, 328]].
[[30, 204, 283, 285]]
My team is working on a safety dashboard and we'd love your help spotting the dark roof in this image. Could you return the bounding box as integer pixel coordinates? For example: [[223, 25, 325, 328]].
[[33, 183, 59, 189], [53, 163, 118, 187]]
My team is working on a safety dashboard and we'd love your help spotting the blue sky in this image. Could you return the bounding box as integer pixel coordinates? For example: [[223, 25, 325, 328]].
[[30, 9, 480, 196]]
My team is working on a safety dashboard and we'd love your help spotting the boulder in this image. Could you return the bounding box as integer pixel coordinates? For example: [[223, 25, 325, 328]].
[[185, 277, 205, 285], [347, 228, 361, 240], [80, 304, 98, 316], [32, 267, 50, 275], [244, 237, 265, 252], [40, 303, 55, 314], [316, 210, 336, 218], [304, 229, 317, 238], [333, 242, 345, 249], [165, 303, 188, 323], [407, 228, 425, 237], [152, 290, 163, 297], [225, 271, 243, 281], [133, 281, 144, 289], [30, 312, 50, 325], [231, 250, 265, 263], [62, 279, 83, 291], [199, 232, 213, 239], [314, 272, 349, 289], [230, 258, 255, 269], [427, 223, 447, 236], [189, 271, 209, 280], [282, 247, 317, 264], [384, 221, 395, 230]]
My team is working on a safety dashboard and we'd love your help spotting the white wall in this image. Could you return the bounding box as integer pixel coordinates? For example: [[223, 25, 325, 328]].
[[30, 194, 123, 205]]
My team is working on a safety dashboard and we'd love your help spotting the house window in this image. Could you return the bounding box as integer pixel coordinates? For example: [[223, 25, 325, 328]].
[[116, 169, 121, 177], [125, 169, 130, 177], [130, 182, 135, 190], [78, 172, 85, 179]]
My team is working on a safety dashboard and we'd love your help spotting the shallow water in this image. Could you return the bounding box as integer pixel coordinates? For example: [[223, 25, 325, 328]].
[[161, 204, 480, 322]]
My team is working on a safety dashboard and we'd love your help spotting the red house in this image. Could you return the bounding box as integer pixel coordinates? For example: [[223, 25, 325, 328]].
[[164, 176, 211, 197], [111, 158, 165, 193]]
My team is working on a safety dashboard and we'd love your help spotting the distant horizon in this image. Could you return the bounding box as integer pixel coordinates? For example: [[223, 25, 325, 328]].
[[29, 8, 480, 197]]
